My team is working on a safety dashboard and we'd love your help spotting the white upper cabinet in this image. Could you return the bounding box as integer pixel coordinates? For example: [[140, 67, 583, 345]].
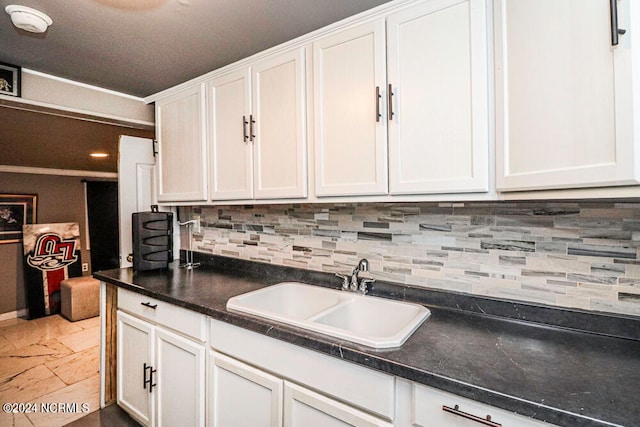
[[313, 0, 489, 198], [252, 49, 308, 199], [387, 0, 489, 194], [208, 48, 307, 201], [313, 20, 389, 197], [208, 69, 253, 200], [151, 0, 515, 203], [495, 0, 638, 191], [155, 84, 208, 202]]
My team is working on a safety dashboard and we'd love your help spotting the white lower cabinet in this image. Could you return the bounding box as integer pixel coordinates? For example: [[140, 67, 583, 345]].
[[210, 351, 283, 427], [116, 294, 558, 427], [117, 311, 153, 426], [408, 381, 553, 427], [116, 289, 207, 427], [284, 382, 393, 427], [207, 349, 392, 427], [208, 318, 395, 426], [155, 329, 206, 427]]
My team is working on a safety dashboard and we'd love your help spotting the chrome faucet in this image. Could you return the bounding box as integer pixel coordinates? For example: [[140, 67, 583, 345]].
[[335, 258, 376, 295]]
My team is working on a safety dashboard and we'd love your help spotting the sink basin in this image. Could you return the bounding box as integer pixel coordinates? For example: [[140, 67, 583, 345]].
[[227, 282, 430, 349], [227, 282, 344, 320]]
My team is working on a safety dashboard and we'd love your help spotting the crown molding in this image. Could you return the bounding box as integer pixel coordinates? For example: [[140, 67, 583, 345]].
[[0, 165, 117, 178]]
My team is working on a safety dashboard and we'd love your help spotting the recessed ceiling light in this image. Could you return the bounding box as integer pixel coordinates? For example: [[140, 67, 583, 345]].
[[5, 5, 53, 34], [90, 153, 109, 158]]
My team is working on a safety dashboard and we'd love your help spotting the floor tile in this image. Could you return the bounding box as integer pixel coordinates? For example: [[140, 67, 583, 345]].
[[0, 410, 33, 427], [0, 321, 41, 343], [0, 364, 67, 404], [26, 374, 100, 427], [0, 317, 28, 331], [0, 339, 74, 379], [56, 327, 100, 353], [0, 334, 15, 352], [74, 316, 101, 330], [0, 314, 102, 427], [46, 346, 99, 385], [2, 317, 83, 350]]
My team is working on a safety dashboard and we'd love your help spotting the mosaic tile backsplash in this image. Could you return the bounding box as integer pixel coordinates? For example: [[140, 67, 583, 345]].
[[185, 201, 640, 317]]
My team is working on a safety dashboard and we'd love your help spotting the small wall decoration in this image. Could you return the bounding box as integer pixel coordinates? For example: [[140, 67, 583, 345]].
[[23, 222, 82, 318], [0, 62, 21, 97], [0, 194, 37, 243]]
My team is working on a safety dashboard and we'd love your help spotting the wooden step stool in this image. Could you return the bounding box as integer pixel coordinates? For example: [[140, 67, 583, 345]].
[[60, 276, 100, 321]]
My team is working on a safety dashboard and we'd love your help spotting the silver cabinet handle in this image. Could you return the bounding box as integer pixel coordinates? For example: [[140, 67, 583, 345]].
[[375, 86, 382, 122], [388, 83, 395, 120], [242, 115, 249, 142], [249, 114, 256, 142]]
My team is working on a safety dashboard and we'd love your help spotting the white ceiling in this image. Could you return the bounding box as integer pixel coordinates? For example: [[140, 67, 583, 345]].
[[1, 0, 391, 98]]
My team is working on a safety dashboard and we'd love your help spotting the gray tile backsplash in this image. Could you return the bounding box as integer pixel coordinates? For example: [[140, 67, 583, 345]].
[[183, 201, 640, 317]]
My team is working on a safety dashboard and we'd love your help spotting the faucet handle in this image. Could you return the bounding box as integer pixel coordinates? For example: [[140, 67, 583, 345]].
[[359, 278, 376, 295], [335, 272, 349, 290], [357, 258, 370, 272]]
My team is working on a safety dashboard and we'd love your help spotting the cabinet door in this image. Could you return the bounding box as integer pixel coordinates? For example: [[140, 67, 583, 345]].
[[253, 48, 307, 199], [284, 382, 392, 427], [156, 84, 208, 202], [313, 19, 388, 196], [208, 68, 253, 200], [387, 0, 489, 195], [495, 0, 636, 191], [155, 328, 206, 427], [117, 311, 153, 427], [210, 351, 283, 427]]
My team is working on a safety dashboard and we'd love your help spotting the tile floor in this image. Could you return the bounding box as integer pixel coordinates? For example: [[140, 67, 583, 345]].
[[0, 314, 101, 427]]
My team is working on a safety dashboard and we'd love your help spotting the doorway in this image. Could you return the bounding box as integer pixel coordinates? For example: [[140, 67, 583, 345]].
[[85, 180, 119, 273]]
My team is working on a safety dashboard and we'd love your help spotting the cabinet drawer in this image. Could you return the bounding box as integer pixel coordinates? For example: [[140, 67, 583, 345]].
[[118, 288, 207, 342], [413, 382, 552, 426]]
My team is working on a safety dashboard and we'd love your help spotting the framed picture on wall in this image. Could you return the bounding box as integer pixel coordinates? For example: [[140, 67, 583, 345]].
[[0, 194, 37, 243], [0, 62, 21, 97]]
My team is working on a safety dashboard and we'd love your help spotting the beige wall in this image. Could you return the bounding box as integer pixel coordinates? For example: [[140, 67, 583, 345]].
[[0, 172, 108, 315]]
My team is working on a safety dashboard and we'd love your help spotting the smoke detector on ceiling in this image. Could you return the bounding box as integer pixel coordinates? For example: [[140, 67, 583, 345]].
[[5, 5, 52, 33]]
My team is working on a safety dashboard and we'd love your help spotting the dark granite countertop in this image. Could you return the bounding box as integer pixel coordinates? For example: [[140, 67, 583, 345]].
[[94, 256, 640, 427]]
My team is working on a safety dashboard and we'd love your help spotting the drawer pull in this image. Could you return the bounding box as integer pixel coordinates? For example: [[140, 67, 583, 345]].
[[442, 404, 502, 427], [140, 302, 158, 309]]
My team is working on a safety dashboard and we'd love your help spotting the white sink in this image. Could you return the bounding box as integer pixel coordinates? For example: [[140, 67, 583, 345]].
[[227, 282, 344, 320], [227, 282, 430, 349]]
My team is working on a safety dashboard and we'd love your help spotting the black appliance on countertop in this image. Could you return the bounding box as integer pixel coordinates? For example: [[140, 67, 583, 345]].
[[132, 206, 173, 271]]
